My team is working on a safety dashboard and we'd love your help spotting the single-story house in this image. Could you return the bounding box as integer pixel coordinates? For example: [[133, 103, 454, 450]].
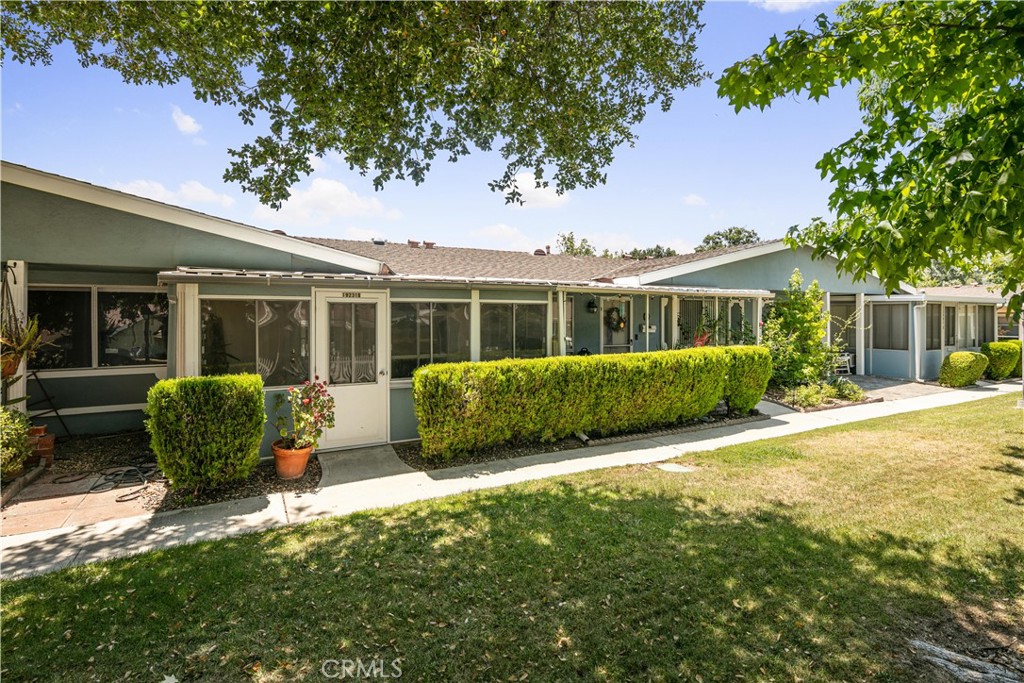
[[0, 161, 1006, 452]]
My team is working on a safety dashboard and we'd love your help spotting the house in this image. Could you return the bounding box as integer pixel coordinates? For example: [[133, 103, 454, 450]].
[[0, 161, 1005, 451]]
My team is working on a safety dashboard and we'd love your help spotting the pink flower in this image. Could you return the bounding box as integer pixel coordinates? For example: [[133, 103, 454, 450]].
[[303, 398, 311, 405]]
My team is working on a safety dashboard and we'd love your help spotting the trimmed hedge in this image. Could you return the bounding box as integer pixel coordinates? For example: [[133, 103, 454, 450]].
[[981, 341, 1020, 380], [722, 346, 773, 414], [937, 351, 989, 388], [1, 407, 32, 480], [146, 374, 265, 491], [414, 347, 772, 460]]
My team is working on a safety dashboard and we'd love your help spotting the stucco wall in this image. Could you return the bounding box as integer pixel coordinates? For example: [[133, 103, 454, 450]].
[[653, 247, 888, 294]]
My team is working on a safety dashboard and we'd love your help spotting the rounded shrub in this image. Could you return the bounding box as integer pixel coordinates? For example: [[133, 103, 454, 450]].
[[1008, 339, 1022, 378], [146, 374, 265, 492], [937, 351, 989, 388], [981, 341, 1020, 380], [722, 346, 773, 414], [0, 407, 32, 480]]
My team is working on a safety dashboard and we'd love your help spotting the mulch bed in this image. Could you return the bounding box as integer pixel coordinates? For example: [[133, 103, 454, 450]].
[[763, 390, 883, 413], [394, 410, 770, 471], [48, 431, 322, 512]]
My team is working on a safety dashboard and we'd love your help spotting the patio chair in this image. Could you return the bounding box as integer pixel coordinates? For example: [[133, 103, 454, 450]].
[[835, 353, 852, 375]]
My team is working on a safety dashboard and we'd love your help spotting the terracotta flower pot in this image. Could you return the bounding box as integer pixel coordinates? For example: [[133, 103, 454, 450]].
[[272, 440, 312, 480], [2, 355, 22, 379]]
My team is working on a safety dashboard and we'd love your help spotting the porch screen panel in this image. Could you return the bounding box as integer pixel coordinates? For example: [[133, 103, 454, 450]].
[[432, 303, 471, 365], [872, 304, 909, 350], [978, 306, 995, 344], [329, 302, 377, 385], [201, 300, 257, 375], [390, 303, 429, 379], [945, 307, 956, 346], [514, 304, 547, 359], [925, 304, 941, 350], [480, 304, 514, 361], [677, 299, 704, 348], [29, 290, 92, 369], [830, 302, 857, 352], [256, 300, 309, 386], [97, 292, 169, 367]]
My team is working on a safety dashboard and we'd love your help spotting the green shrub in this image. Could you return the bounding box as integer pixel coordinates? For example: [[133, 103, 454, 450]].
[[1008, 339, 1022, 377], [414, 348, 730, 460], [0, 407, 32, 479], [722, 346, 773, 413], [981, 341, 1020, 380], [146, 374, 265, 492], [827, 376, 865, 401], [937, 351, 989, 388], [786, 383, 833, 409]]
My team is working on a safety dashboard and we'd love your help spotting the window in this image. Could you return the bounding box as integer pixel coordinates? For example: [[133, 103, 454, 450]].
[[945, 307, 956, 347], [926, 304, 941, 351], [391, 302, 471, 379], [552, 294, 574, 354], [28, 288, 168, 370], [978, 305, 995, 345], [201, 299, 309, 386], [480, 303, 547, 361], [872, 303, 909, 350], [99, 292, 169, 366]]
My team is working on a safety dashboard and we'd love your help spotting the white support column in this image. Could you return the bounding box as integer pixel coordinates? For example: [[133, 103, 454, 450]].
[[470, 289, 481, 362], [175, 283, 201, 377], [755, 297, 764, 344], [855, 293, 866, 375], [557, 290, 567, 356], [545, 291, 554, 357], [644, 295, 651, 352], [4, 260, 29, 410]]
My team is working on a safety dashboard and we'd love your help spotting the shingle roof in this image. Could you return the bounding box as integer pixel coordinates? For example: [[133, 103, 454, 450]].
[[300, 237, 784, 285]]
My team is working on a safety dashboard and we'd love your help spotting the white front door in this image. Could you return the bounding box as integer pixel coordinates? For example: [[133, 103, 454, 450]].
[[314, 290, 388, 449]]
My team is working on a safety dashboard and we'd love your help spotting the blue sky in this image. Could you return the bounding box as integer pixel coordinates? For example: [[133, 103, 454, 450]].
[[1, 0, 859, 255]]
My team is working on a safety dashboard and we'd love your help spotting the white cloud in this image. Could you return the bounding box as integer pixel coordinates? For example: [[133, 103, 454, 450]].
[[466, 223, 538, 252], [682, 193, 707, 207], [171, 105, 202, 135], [748, 0, 825, 13], [509, 172, 570, 210], [114, 179, 234, 209], [253, 177, 400, 229]]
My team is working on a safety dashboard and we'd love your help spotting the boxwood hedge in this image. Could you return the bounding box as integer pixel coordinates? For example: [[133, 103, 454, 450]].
[[146, 373, 265, 492], [722, 346, 773, 414], [414, 346, 768, 460], [937, 351, 989, 388], [1009, 339, 1022, 378], [981, 341, 1020, 380]]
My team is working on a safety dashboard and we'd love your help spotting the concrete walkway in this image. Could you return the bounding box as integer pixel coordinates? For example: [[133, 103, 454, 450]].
[[2, 381, 1018, 579]]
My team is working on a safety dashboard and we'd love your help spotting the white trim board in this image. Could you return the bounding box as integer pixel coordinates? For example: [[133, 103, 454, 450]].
[[1, 161, 385, 276], [30, 402, 147, 418]]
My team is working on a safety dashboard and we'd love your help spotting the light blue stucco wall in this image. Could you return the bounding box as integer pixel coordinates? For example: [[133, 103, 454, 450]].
[[0, 183, 365, 274], [922, 350, 943, 380], [652, 247, 887, 295], [390, 386, 418, 442]]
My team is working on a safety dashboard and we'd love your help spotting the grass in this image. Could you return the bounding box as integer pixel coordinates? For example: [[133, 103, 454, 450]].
[[2, 394, 1023, 682]]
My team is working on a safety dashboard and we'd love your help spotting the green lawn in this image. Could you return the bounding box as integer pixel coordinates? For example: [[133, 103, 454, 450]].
[[3, 394, 1022, 682]]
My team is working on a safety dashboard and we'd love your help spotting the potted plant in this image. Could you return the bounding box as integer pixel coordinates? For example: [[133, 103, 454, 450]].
[[1, 314, 46, 379], [271, 377, 336, 479]]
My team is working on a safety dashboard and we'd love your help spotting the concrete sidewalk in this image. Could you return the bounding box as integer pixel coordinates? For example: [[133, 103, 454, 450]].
[[2, 381, 1018, 579]]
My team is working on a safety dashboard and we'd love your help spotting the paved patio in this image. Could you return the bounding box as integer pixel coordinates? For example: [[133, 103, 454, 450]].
[[1, 380, 1017, 579], [851, 375, 954, 401]]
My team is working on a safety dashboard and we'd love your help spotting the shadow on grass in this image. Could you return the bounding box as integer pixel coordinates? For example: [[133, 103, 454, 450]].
[[3, 480, 1022, 682]]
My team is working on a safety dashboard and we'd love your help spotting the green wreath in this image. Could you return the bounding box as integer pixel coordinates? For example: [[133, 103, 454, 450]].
[[604, 307, 628, 332]]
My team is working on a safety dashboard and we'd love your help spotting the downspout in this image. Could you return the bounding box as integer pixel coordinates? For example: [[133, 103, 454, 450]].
[[913, 301, 927, 382]]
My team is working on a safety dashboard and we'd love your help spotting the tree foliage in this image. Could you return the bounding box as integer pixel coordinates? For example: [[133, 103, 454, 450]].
[[694, 227, 761, 253], [555, 232, 597, 257], [718, 1, 1024, 314], [760, 269, 837, 388], [2, 1, 708, 207], [625, 245, 679, 260]]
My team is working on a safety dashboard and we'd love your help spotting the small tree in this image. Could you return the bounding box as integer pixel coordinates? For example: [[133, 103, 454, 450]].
[[761, 269, 837, 388], [555, 232, 597, 257]]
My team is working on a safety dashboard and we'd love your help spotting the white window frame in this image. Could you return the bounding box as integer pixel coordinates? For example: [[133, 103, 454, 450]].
[[197, 294, 312, 390], [27, 284, 168, 378]]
